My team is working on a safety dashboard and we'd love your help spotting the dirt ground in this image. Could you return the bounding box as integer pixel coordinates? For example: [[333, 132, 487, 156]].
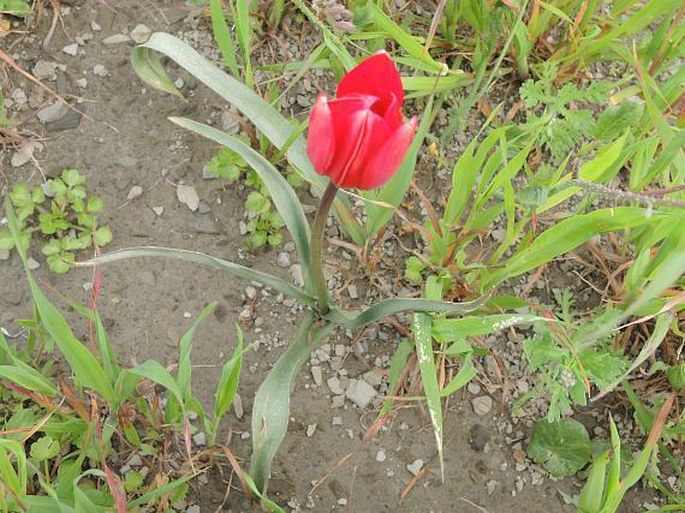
[[0, 1, 659, 512]]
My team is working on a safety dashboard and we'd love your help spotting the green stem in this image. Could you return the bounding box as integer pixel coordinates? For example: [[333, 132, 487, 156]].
[[310, 181, 338, 314]]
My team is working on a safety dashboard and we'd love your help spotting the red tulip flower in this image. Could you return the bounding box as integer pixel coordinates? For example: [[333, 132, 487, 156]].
[[307, 51, 418, 190]]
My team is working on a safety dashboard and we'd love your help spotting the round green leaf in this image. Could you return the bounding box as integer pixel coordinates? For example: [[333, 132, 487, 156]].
[[527, 418, 592, 477], [94, 226, 113, 246]]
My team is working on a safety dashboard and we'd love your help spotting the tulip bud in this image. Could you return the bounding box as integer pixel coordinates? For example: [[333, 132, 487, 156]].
[[306, 52, 417, 190]]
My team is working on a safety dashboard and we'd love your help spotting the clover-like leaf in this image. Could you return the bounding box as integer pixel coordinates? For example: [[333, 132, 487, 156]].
[[30, 435, 60, 462], [527, 418, 592, 477], [94, 226, 113, 246]]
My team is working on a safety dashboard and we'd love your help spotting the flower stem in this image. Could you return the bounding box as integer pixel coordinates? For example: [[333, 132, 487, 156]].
[[310, 181, 338, 315]]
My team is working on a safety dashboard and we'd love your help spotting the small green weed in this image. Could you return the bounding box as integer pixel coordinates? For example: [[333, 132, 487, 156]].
[[0, 169, 112, 273], [0, 0, 30, 16]]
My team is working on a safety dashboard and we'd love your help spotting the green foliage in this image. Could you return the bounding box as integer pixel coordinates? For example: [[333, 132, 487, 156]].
[[0, 206, 246, 511], [521, 296, 628, 423], [527, 418, 592, 477], [0, 0, 30, 16], [519, 63, 617, 161], [0, 169, 112, 274]]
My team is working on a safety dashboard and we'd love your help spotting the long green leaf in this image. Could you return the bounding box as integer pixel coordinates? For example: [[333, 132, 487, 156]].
[[129, 360, 183, 406], [132, 33, 321, 185], [213, 326, 244, 424], [209, 0, 240, 78], [75, 245, 316, 307], [250, 314, 334, 494], [6, 203, 116, 405], [129, 47, 182, 98], [482, 207, 661, 289], [0, 332, 57, 396], [169, 117, 313, 291], [325, 297, 481, 329], [178, 302, 217, 402], [413, 276, 444, 482]]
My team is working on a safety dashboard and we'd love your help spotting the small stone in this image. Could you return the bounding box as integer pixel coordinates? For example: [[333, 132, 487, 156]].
[[11, 141, 43, 168], [0, 250, 9, 261], [467, 382, 482, 395], [174, 78, 185, 89], [289, 264, 304, 287], [376, 449, 386, 462], [327, 376, 345, 395], [186, 506, 200, 513], [37, 102, 68, 124], [310, 366, 323, 386], [334, 344, 346, 357], [347, 284, 359, 299], [177, 184, 200, 211], [127, 454, 143, 467], [330, 395, 345, 408], [152, 206, 164, 216], [277, 251, 291, 268], [245, 286, 257, 300], [93, 64, 108, 77], [238, 221, 248, 235], [362, 370, 383, 388], [198, 201, 211, 214], [10, 88, 27, 105], [306, 424, 317, 437], [337, 498, 348, 506], [91, 21, 102, 31], [102, 34, 131, 45], [32, 61, 58, 80], [406, 459, 423, 476], [192, 432, 206, 446], [62, 43, 79, 56], [471, 395, 493, 416], [127, 185, 143, 201], [486, 480, 498, 495], [240, 432, 250, 440], [75, 78, 88, 89], [130, 24, 151, 44], [233, 393, 244, 419], [27, 257, 40, 270], [469, 424, 490, 452], [345, 379, 376, 409], [331, 416, 343, 426]]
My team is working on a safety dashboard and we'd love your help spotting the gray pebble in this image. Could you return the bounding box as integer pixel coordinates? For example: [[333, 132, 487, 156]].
[[471, 395, 493, 416]]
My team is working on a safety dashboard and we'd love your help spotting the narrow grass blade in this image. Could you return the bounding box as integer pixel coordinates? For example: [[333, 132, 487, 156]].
[[250, 314, 335, 494], [0, 332, 57, 396], [325, 296, 481, 329], [0, 440, 27, 499], [212, 326, 245, 441], [413, 309, 444, 482], [368, 3, 446, 73], [6, 203, 116, 406], [209, 0, 240, 78], [578, 450, 610, 512], [129, 360, 183, 406], [482, 207, 661, 289], [178, 302, 217, 402], [380, 339, 413, 416], [169, 117, 313, 291], [75, 245, 316, 308]]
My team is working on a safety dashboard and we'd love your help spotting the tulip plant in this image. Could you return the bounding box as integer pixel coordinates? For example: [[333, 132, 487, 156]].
[[72, 34, 479, 506]]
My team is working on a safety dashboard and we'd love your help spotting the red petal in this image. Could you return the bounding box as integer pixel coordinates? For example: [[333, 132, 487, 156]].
[[307, 94, 336, 174], [337, 51, 404, 117], [355, 116, 417, 190], [325, 96, 389, 188]]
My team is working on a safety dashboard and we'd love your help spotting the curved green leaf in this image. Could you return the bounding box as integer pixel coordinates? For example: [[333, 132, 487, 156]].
[[75, 246, 316, 308], [169, 117, 313, 292], [325, 297, 482, 329], [135, 33, 319, 183], [130, 47, 183, 98], [250, 314, 334, 494]]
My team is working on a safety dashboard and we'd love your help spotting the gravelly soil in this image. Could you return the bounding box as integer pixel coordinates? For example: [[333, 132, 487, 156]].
[[0, 1, 659, 512]]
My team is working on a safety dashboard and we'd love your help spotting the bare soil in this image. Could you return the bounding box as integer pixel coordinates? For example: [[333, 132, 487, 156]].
[[0, 1, 656, 512]]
